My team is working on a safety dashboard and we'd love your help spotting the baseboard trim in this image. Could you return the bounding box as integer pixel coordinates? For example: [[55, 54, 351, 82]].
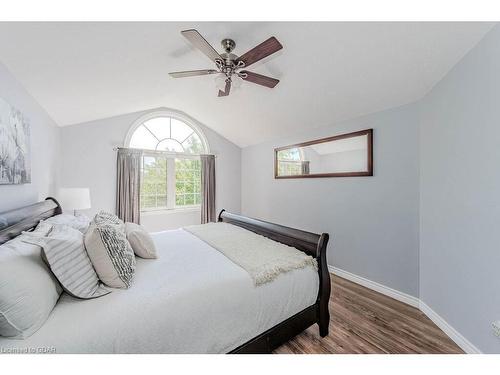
[[419, 301, 481, 354], [328, 265, 420, 308], [328, 265, 481, 354]]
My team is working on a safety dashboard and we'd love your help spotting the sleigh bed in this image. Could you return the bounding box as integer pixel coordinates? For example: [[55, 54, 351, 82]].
[[0, 198, 331, 354]]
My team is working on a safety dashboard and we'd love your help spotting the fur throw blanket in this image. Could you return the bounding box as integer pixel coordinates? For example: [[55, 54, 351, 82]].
[[184, 222, 317, 286]]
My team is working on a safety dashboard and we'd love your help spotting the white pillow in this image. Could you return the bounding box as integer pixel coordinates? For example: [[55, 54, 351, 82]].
[[43, 213, 90, 233], [125, 222, 157, 259], [0, 236, 62, 339]]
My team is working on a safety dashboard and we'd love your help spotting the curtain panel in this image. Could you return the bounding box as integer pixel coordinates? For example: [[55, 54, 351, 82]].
[[301, 161, 310, 175], [116, 148, 142, 224], [200, 154, 216, 224]]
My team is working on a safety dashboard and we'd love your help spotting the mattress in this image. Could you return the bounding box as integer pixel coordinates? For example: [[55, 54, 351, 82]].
[[0, 229, 319, 353]]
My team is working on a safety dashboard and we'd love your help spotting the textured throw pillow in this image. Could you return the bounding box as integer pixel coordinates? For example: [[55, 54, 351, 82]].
[[0, 237, 62, 339], [94, 211, 122, 226], [44, 213, 91, 234], [84, 221, 136, 289], [125, 222, 158, 259], [24, 225, 110, 300]]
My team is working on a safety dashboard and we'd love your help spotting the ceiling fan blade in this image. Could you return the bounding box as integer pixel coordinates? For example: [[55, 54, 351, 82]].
[[240, 71, 279, 88], [218, 80, 231, 97], [235, 37, 283, 68], [181, 29, 223, 63], [169, 69, 218, 78]]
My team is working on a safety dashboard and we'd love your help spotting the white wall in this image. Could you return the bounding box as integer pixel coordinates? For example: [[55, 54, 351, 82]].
[[0, 62, 60, 212], [141, 208, 201, 232], [59, 108, 241, 231], [241, 103, 420, 297], [419, 24, 500, 353]]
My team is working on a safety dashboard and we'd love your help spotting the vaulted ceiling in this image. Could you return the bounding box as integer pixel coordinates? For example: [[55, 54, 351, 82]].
[[0, 22, 494, 147]]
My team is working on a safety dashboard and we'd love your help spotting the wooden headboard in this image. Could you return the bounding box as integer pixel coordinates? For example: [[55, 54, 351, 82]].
[[0, 197, 62, 245]]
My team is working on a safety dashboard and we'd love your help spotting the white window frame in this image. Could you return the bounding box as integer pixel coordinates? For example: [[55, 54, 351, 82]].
[[124, 109, 209, 213], [124, 109, 210, 154]]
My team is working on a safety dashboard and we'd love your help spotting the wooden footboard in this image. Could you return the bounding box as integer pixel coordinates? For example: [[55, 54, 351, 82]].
[[218, 210, 331, 353]]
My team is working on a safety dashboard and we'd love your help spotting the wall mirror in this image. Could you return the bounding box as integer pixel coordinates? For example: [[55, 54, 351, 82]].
[[274, 129, 373, 178]]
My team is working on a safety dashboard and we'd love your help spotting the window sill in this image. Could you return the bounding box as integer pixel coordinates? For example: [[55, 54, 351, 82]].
[[140, 207, 201, 216]]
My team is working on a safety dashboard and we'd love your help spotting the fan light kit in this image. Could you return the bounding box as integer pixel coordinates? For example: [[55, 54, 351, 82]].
[[169, 29, 283, 97]]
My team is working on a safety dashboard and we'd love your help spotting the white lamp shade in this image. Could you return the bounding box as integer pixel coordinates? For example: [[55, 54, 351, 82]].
[[58, 188, 91, 210]]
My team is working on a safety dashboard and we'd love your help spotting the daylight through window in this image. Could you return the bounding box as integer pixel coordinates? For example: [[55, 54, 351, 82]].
[[277, 147, 304, 176]]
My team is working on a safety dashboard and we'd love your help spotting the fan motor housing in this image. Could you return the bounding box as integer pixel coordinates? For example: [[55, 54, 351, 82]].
[[220, 52, 238, 63]]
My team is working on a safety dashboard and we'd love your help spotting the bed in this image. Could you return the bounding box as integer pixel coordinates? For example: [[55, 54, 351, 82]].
[[0, 198, 331, 354]]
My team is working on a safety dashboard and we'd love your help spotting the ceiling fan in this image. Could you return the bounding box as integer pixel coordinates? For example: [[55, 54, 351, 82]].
[[169, 29, 283, 97]]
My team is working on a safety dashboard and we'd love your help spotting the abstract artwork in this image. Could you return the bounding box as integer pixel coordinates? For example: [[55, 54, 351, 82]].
[[0, 97, 31, 184]]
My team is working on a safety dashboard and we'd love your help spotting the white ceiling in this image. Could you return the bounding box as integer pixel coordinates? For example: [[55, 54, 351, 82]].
[[0, 22, 494, 147]]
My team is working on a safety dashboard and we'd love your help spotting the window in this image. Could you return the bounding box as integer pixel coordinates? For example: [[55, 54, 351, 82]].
[[175, 158, 201, 206], [276, 147, 304, 176], [141, 155, 167, 209], [126, 113, 208, 212]]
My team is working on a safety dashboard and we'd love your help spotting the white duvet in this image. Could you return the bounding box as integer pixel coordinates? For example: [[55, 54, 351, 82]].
[[0, 229, 319, 354]]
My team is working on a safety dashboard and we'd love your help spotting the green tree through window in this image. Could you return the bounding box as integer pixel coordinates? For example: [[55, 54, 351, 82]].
[[277, 148, 303, 176], [141, 156, 167, 210], [175, 159, 201, 206]]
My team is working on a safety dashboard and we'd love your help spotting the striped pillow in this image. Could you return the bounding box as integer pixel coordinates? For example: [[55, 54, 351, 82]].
[[24, 225, 110, 299]]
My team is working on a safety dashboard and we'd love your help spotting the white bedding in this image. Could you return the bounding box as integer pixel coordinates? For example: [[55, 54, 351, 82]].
[[0, 229, 319, 354]]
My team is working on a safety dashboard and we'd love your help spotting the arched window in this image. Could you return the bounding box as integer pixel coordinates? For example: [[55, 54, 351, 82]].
[[125, 111, 209, 212], [128, 116, 207, 154]]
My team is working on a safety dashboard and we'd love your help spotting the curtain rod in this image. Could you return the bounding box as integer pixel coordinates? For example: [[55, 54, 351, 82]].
[[113, 146, 217, 158]]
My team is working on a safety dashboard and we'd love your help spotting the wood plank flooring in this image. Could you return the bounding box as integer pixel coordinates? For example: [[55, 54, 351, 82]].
[[274, 275, 463, 354]]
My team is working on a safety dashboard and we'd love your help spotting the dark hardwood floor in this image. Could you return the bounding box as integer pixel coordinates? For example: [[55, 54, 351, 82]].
[[274, 275, 464, 354]]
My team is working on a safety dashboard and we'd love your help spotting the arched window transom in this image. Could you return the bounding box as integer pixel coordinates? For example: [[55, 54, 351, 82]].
[[129, 117, 206, 154]]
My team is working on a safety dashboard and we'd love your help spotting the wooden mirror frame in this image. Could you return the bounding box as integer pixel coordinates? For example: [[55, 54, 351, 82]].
[[274, 129, 373, 179]]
